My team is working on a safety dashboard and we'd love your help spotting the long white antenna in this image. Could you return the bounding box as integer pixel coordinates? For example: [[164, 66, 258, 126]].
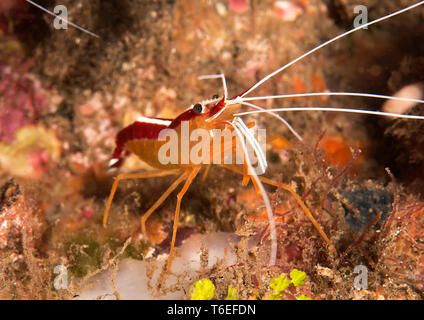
[[241, 1, 424, 97], [238, 100, 303, 141], [26, 0, 100, 38], [240, 92, 424, 105], [236, 107, 424, 120]]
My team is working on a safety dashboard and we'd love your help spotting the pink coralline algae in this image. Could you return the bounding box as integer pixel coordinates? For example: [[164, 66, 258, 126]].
[[0, 66, 49, 142], [229, 0, 249, 14], [27, 150, 50, 174], [80, 207, 94, 220], [274, 1, 304, 21]]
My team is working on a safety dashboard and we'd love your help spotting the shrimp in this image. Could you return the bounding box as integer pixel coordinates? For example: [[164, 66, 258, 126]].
[[102, 1, 424, 275], [106, 1, 424, 275], [101, 77, 335, 273]]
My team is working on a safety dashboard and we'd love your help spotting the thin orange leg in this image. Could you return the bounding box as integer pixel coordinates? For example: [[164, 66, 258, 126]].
[[167, 167, 201, 273], [242, 157, 250, 186], [219, 164, 337, 254], [140, 171, 188, 235], [201, 164, 211, 182], [103, 169, 182, 227]]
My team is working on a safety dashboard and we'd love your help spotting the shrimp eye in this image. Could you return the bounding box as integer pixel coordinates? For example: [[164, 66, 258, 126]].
[[212, 94, 219, 99], [193, 103, 203, 114]]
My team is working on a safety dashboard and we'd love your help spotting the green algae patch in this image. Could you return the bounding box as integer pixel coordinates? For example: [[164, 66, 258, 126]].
[[67, 238, 105, 278]]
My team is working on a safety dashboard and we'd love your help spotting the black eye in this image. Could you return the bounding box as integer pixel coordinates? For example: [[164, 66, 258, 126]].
[[193, 103, 203, 114], [212, 94, 219, 99]]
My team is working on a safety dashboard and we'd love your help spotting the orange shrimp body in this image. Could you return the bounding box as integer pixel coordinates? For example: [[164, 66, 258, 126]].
[[109, 98, 241, 170]]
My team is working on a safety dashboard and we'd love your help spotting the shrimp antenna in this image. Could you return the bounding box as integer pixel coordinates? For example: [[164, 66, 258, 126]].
[[26, 0, 100, 38], [236, 106, 424, 120], [240, 92, 424, 106], [197, 74, 304, 141], [238, 100, 303, 141], [241, 0, 424, 97]]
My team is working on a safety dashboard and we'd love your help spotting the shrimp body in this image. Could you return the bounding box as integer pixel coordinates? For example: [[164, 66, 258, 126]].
[[110, 117, 176, 169], [109, 98, 241, 170]]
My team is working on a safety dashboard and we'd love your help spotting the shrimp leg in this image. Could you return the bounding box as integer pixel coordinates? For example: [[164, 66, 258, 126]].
[[103, 169, 182, 227], [167, 167, 201, 273], [220, 164, 336, 254]]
